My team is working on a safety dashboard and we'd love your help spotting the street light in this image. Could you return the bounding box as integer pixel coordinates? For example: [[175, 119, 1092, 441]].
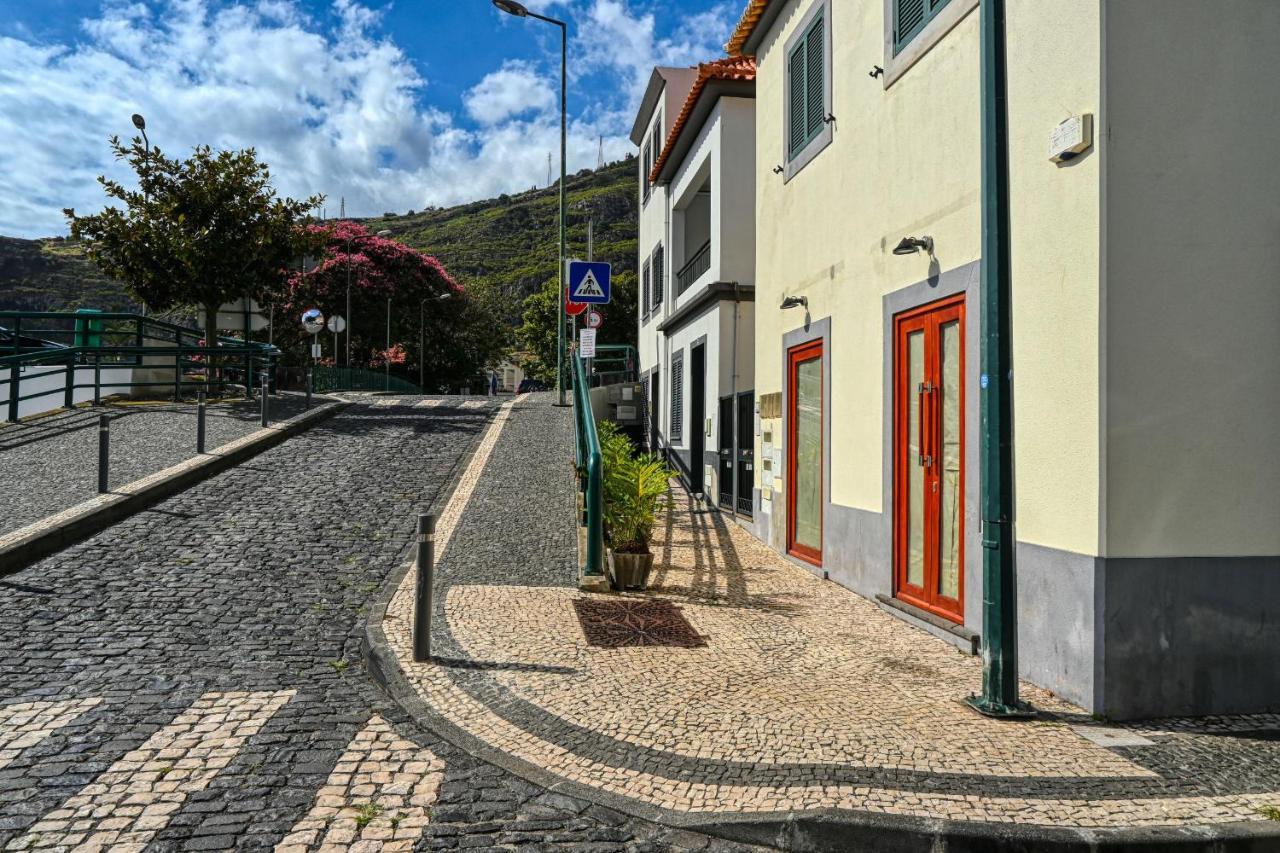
[[131, 113, 151, 317], [378, 230, 394, 392], [492, 0, 568, 406], [419, 292, 453, 391]]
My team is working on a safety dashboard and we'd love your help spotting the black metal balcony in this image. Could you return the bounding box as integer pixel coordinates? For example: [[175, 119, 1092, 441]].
[[675, 241, 711, 295]]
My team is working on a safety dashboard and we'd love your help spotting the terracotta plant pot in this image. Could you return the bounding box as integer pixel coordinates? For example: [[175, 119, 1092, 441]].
[[608, 549, 655, 590]]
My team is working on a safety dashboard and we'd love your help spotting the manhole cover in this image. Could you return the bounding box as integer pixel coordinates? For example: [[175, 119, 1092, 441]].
[[573, 598, 706, 649]]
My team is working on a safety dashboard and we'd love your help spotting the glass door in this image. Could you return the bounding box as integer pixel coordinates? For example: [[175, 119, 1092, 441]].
[[894, 296, 964, 622], [787, 340, 824, 566]]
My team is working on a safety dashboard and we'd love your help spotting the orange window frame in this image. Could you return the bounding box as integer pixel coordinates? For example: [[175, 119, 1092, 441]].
[[786, 338, 824, 567]]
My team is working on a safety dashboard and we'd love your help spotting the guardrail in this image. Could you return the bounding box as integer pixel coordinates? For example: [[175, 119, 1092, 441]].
[[676, 240, 711, 295], [311, 366, 422, 395], [571, 348, 604, 578], [1, 311, 277, 422]]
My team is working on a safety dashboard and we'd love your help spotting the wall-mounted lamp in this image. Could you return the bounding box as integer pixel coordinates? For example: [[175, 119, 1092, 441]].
[[772, 165, 784, 175], [780, 295, 808, 310], [868, 66, 884, 79], [823, 113, 837, 125], [892, 235, 934, 256]]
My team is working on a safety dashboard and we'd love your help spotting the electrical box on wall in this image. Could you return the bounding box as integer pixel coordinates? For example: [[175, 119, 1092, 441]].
[[1049, 113, 1093, 163]]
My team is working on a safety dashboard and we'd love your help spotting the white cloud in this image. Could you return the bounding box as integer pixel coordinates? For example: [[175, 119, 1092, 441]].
[[464, 61, 556, 126], [0, 0, 734, 238]]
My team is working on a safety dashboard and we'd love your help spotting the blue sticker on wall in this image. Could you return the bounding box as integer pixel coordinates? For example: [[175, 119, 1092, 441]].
[[980, 373, 989, 389]]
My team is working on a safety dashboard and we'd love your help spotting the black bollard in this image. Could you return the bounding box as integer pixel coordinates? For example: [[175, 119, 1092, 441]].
[[413, 513, 437, 662], [305, 366, 312, 411], [260, 372, 269, 427], [197, 392, 206, 454], [97, 414, 110, 493]]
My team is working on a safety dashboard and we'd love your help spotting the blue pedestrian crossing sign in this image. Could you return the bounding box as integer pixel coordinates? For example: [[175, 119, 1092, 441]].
[[568, 261, 611, 304]]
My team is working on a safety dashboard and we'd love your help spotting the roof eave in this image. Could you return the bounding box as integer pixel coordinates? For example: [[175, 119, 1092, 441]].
[[739, 3, 786, 56], [653, 80, 755, 186]]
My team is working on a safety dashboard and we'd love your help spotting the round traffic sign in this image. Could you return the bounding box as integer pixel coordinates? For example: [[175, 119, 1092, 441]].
[[584, 310, 603, 329], [565, 295, 587, 317], [329, 315, 346, 334], [301, 308, 325, 335]]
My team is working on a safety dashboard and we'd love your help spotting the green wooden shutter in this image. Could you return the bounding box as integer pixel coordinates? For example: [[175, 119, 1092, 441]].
[[895, 0, 952, 55], [788, 41, 807, 158], [642, 140, 651, 201], [804, 13, 825, 143], [653, 244, 664, 306]]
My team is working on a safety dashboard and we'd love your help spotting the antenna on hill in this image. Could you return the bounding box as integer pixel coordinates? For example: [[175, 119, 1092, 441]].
[[546, 153, 552, 188], [597, 136, 605, 170], [340, 197, 345, 220]]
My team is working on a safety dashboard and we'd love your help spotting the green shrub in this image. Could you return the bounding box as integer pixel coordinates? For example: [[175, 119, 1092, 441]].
[[598, 421, 672, 554]]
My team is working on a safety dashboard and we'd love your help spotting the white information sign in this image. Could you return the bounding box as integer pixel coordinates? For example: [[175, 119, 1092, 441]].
[[579, 328, 597, 358]]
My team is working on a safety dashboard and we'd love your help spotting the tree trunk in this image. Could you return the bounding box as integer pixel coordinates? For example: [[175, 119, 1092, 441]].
[[204, 302, 220, 392]]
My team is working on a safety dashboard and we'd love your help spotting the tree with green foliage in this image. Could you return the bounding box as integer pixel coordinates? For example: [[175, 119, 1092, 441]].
[[515, 276, 560, 382], [65, 136, 322, 344]]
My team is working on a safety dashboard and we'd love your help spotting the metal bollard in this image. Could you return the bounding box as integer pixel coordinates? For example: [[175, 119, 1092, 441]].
[[413, 513, 436, 662], [260, 372, 269, 427], [197, 392, 206, 454], [305, 366, 313, 410], [97, 414, 110, 493]]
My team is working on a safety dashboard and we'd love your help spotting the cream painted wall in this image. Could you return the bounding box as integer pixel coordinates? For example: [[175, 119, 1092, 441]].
[[752, 0, 1104, 555], [1102, 0, 1280, 557]]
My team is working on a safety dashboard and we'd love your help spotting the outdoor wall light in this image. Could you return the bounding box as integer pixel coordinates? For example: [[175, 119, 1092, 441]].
[[869, 66, 884, 79], [892, 235, 934, 256], [492, 0, 530, 16], [780, 295, 808, 310]]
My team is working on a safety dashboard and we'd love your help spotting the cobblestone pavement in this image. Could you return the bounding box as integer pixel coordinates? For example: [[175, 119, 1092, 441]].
[[0, 394, 746, 851], [383, 411, 1280, 834], [0, 395, 313, 535]]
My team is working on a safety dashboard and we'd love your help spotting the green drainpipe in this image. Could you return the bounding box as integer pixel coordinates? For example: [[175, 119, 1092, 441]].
[[967, 0, 1033, 719]]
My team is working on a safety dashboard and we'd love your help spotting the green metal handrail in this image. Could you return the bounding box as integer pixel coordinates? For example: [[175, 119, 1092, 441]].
[[311, 366, 422, 395], [1, 310, 278, 422], [571, 348, 604, 577]]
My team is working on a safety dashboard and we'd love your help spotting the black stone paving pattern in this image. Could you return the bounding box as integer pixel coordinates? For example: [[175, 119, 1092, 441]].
[[0, 394, 313, 536], [0, 394, 748, 851]]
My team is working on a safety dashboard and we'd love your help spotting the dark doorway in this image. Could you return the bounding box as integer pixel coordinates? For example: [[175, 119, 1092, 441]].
[[649, 370, 660, 453], [737, 390, 754, 517], [718, 395, 734, 509], [689, 343, 706, 496]]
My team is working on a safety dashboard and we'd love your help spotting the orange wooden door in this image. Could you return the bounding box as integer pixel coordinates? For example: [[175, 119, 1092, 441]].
[[894, 295, 965, 622]]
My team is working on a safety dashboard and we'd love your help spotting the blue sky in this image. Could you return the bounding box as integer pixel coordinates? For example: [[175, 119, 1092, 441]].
[[0, 0, 740, 238]]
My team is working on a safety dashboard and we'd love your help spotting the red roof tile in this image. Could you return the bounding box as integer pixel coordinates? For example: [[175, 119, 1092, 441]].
[[726, 0, 770, 57], [649, 56, 756, 185]]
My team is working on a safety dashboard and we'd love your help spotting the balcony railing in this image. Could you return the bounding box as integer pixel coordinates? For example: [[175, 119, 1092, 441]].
[[676, 241, 711, 295]]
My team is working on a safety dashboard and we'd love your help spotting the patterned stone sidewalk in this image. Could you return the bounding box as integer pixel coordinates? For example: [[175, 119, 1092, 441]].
[[379, 410, 1280, 844]]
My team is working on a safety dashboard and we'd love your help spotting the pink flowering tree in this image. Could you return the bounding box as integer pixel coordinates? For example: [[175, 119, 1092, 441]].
[[281, 221, 463, 370]]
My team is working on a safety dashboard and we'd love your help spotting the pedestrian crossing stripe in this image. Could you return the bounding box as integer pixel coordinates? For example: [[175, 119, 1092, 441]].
[[571, 269, 606, 300], [0, 697, 102, 771]]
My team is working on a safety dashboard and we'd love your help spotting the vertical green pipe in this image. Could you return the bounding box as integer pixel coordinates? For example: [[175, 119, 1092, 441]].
[[967, 0, 1031, 718]]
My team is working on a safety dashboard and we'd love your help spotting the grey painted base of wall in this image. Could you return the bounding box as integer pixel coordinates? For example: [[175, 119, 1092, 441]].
[[744, 490, 1280, 719]]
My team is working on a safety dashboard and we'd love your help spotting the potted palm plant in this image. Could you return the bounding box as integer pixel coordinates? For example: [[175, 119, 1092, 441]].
[[599, 422, 671, 590]]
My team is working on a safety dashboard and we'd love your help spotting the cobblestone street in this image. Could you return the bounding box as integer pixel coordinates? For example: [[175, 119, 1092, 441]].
[[0, 395, 313, 536], [0, 395, 741, 852]]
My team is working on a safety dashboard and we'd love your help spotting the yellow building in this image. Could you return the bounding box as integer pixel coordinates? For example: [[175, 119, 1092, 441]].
[[728, 0, 1280, 718]]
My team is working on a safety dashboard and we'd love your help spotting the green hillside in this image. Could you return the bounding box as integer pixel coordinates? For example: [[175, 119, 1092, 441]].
[[0, 236, 139, 313], [363, 156, 639, 335]]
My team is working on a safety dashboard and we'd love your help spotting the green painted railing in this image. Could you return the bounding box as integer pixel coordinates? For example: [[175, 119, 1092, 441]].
[[311, 366, 422, 395], [572, 349, 604, 577], [586, 343, 638, 388], [1, 311, 277, 422]]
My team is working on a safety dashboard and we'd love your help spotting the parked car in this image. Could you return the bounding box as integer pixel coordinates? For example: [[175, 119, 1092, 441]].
[[517, 378, 548, 393]]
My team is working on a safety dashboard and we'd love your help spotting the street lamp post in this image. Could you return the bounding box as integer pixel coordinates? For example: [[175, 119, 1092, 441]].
[[131, 113, 150, 317], [419, 292, 453, 391], [492, 0, 568, 406], [378, 229, 393, 392]]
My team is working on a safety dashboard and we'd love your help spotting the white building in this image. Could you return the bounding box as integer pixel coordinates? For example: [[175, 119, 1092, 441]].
[[633, 58, 757, 517]]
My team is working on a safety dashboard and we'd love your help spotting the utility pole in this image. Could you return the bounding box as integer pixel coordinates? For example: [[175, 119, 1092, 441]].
[[967, 0, 1031, 719]]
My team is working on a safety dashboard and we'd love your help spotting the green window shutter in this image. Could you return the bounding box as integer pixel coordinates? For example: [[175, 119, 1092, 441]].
[[653, 244, 664, 306], [788, 39, 807, 158], [804, 13, 825, 143], [895, 0, 952, 55], [642, 140, 651, 201]]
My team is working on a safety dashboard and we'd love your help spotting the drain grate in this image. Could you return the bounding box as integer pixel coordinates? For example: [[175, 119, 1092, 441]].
[[573, 598, 706, 649]]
